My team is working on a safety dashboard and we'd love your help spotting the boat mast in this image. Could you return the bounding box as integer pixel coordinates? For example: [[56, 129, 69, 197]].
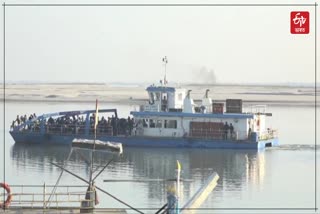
[[162, 56, 168, 86]]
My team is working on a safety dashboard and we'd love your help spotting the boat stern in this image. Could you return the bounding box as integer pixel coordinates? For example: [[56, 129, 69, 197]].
[[257, 137, 279, 149]]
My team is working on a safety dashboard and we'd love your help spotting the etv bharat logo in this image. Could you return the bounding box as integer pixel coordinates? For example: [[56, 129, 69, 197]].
[[291, 11, 309, 34]]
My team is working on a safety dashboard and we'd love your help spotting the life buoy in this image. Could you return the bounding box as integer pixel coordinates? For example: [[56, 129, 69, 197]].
[[0, 183, 13, 208]]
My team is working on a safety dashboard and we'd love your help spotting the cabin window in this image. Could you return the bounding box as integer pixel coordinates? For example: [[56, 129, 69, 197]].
[[149, 93, 155, 104], [143, 119, 149, 128], [161, 93, 168, 112], [155, 93, 160, 101], [162, 93, 168, 101], [149, 119, 156, 128], [156, 120, 162, 128], [164, 120, 177, 129]]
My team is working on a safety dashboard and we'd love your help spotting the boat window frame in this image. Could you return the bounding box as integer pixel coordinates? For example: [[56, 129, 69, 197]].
[[149, 119, 156, 128], [149, 92, 155, 104], [164, 119, 177, 129], [155, 92, 161, 101], [143, 118, 149, 128], [156, 120, 162, 128]]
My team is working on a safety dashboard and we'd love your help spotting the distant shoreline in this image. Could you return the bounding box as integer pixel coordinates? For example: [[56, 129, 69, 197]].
[[2, 98, 318, 107], [1, 83, 318, 107], [1, 82, 319, 88]]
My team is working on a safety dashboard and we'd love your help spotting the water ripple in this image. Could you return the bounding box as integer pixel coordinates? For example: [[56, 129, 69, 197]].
[[272, 144, 317, 151]]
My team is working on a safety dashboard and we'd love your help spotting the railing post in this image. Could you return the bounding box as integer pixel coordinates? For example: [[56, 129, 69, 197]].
[[43, 182, 46, 209], [19, 185, 23, 204], [80, 184, 96, 213]]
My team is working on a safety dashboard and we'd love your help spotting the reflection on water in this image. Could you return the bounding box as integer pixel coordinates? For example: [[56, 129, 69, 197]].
[[245, 152, 265, 187], [5, 103, 317, 209], [10, 143, 123, 179], [274, 144, 316, 151], [11, 144, 71, 174], [10, 143, 266, 208]]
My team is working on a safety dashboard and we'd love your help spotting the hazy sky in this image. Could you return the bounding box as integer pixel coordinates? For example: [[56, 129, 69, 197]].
[[0, 1, 318, 84]]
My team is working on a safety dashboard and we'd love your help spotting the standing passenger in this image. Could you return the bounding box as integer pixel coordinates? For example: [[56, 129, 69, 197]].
[[128, 116, 134, 135], [230, 123, 234, 139], [11, 120, 15, 129], [16, 115, 21, 126], [111, 115, 116, 136], [223, 122, 229, 140]]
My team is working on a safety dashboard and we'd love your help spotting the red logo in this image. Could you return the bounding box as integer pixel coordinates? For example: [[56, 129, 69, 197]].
[[291, 11, 309, 34]]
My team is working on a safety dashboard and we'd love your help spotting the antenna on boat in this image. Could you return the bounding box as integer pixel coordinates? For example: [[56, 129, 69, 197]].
[[162, 56, 168, 86]]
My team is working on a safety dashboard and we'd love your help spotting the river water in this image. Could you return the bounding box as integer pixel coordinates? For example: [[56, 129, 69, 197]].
[[1, 102, 319, 213]]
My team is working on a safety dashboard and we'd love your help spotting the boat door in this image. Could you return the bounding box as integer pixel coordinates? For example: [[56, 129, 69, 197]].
[[161, 93, 168, 112]]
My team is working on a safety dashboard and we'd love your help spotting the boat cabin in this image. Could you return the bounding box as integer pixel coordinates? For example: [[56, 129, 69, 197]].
[[131, 84, 275, 142], [144, 85, 186, 112]]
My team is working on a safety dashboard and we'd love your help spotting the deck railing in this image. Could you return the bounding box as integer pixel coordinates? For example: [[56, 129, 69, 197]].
[[243, 105, 267, 114], [0, 184, 94, 209], [258, 129, 278, 140], [189, 129, 250, 141], [189, 129, 278, 141], [11, 124, 115, 136]]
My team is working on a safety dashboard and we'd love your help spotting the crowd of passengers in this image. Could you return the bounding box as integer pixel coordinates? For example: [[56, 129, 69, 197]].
[[11, 113, 135, 136], [11, 113, 37, 129]]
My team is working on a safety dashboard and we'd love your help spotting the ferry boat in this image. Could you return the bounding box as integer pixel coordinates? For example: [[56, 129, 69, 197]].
[[10, 57, 278, 149], [9, 85, 278, 149]]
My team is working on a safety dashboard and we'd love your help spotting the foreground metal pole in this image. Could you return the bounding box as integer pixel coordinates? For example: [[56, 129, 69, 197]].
[[51, 162, 143, 214]]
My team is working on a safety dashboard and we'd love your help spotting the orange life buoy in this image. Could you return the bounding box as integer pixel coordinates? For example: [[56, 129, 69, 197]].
[[0, 183, 13, 208]]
